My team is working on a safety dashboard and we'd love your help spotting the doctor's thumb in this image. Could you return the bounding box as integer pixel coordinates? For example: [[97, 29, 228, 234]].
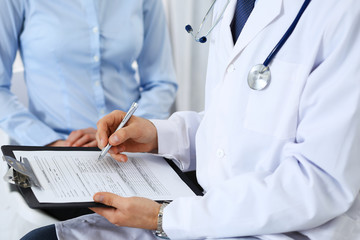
[[109, 134, 121, 145], [93, 192, 121, 208], [110, 126, 133, 146]]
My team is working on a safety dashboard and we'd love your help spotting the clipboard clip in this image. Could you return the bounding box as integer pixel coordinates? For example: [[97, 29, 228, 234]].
[[2, 156, 42, 189]]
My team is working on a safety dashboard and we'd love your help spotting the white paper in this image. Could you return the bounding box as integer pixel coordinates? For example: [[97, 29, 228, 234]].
[[13, 151, 196, 203]]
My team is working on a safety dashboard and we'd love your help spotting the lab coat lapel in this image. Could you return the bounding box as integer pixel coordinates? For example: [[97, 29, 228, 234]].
[[218, 0, 237, 59], [230, 0, 284, 62]]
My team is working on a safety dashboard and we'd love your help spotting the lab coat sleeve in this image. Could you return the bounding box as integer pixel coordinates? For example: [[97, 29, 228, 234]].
[[161, 5, 360, 240], [152, 111, 203, 171], [135, 0, 178, 120], [0, 1, 63, 145]]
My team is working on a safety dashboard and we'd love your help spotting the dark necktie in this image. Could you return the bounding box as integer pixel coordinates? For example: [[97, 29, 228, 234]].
[[231, 0, 255, 44]]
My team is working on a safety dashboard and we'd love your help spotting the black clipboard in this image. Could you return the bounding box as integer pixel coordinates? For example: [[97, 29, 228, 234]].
[[1, 145, 203, 210]]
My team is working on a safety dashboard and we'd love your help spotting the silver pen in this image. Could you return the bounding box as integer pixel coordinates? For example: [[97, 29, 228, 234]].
[[97, 102, 138, 161]]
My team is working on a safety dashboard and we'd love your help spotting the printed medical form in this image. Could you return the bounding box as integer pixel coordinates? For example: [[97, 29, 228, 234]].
[[12, 151, 196, 203]]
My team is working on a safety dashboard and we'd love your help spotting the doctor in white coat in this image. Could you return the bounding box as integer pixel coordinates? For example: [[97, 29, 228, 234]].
[[22, 0, 360, 239]]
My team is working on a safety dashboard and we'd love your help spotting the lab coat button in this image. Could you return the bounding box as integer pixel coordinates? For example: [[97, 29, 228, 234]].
[[216, 148, 225, 158], [227, 64, 235, 73], [93, 27, 99, 33], [93, 55, 99, 62], [95, 81, 100, 86]]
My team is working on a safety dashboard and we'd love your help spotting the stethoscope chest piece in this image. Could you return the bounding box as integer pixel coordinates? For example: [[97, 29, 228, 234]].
[[247, 64, 271, 91]]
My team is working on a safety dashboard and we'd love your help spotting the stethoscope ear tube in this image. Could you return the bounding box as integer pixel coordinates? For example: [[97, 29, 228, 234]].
[[185, 0, 230, 44]]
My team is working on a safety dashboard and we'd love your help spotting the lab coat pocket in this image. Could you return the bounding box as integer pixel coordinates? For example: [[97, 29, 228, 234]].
[[244, 60, 306, 139]]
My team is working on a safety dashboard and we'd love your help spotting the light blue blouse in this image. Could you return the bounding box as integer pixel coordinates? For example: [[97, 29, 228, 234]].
[[0, 0, 177, 145]]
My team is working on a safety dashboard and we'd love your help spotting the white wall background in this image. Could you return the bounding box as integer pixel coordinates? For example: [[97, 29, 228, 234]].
[[163, 0, 212, 112]]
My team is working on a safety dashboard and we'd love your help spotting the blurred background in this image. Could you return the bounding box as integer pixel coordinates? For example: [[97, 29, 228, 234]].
[[0, 0, 212, 239]]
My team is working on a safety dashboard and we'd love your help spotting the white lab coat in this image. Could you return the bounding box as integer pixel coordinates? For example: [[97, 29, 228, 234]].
[[56, 0, 360, 239]]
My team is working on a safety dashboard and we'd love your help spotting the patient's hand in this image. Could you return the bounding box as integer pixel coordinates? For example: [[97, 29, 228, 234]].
[[47, 140, 70, 147], [66, 127, 97, 147]]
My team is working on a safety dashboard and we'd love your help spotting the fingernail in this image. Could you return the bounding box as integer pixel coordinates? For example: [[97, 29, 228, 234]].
[[94, 194, 104, 203], [110, 135, 120, 144]]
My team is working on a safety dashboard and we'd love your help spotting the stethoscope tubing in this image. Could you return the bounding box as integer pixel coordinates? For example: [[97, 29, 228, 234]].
[[186, 0, 312, 90], [263, 0, 311, 67]]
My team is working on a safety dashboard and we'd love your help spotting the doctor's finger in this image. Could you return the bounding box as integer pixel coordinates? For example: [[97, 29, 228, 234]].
[[109, 117, 158, 153], [96, 110, 126, 148], [109, 151, 128, 162], [108, 127, 133, 146]]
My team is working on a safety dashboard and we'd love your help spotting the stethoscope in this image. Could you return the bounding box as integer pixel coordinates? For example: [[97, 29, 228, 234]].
[[186, 0, 311, 90]]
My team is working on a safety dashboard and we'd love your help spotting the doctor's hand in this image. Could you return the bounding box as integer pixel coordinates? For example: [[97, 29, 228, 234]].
[[66, 127, 97, 147], [96, 110, 158, 162], [90, 192, 160, 230]]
